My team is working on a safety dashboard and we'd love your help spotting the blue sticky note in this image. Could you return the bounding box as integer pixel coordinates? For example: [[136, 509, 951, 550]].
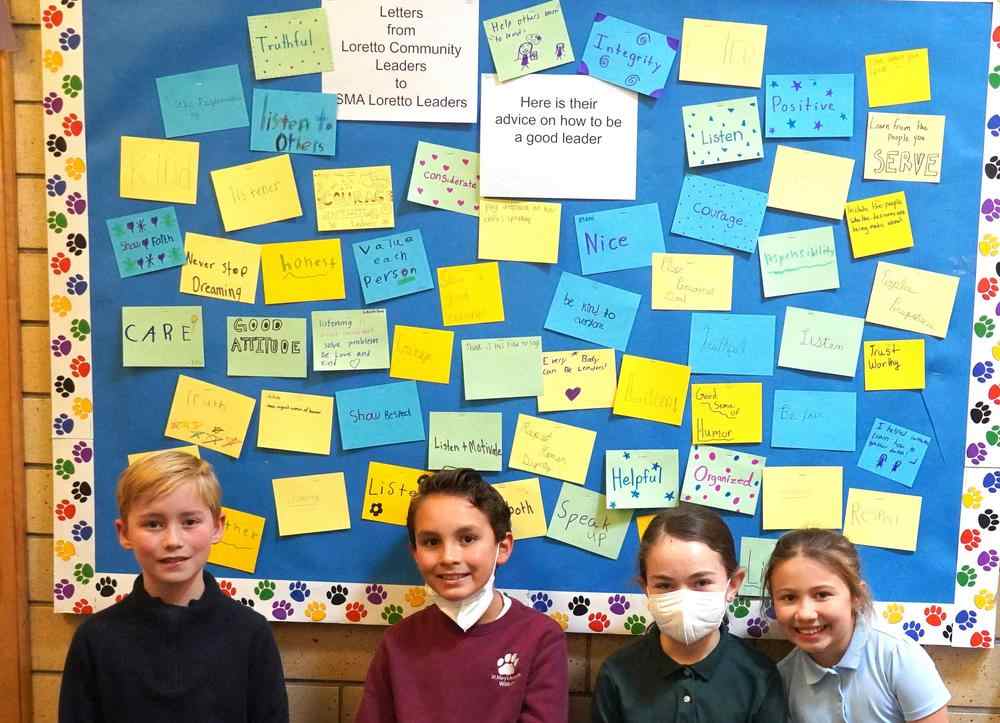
[[671, 174, 768, 253], [578, 13, 678, 97], [576, 203, 665, 275], [765, 74, 854, 139], [858, 418, 930, 488], [105, 207, 185, 278], [688, 313, 775, 376], [544, 272, 641, 350], [336, 381, 425, 451], [155, 65, 249, 138], [352, 230, 434, 304], [772, 390, 856, 452], [250, 88, 337, 157]]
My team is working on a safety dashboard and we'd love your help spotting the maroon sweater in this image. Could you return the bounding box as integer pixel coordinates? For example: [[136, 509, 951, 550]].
[[356, 597, 569, 723]]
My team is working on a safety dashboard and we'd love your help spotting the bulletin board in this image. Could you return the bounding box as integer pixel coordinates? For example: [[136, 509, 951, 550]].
[[40, 0, 1000, 645]]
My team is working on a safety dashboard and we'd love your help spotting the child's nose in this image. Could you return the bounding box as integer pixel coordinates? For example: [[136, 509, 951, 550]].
[[441, 540, 462, 563], [163, 523, 182, 548]]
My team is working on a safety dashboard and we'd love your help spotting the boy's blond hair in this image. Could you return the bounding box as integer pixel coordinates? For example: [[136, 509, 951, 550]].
[[117, 451, 222, 522]]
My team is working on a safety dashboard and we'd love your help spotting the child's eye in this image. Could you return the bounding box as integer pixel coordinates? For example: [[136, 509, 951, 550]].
[[461, 535, 478, 545], [420, 538, 439, 548], [183, 517, 202, 527], [142, 520, 163, 529]]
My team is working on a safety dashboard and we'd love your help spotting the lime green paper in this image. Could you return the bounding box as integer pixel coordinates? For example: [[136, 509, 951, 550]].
[[483, 1, 574, 82], [428, 412, 503, 471], [778, 307, 864, 378], [122, 306, 204, 367], [247, 8, 333, 80], [227, 316, 307, 378], [546, 483, 632, 559], [738, 537, 778, 597], [758, 227, 839, 298], [462, 336, 542, 400], [407, 142, 480, 216]]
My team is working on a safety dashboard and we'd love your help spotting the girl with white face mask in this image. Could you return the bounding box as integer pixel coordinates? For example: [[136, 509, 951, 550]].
[[592, 505, 788, 722]]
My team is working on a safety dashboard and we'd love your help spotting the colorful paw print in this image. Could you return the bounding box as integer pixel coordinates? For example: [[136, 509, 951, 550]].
[[271, 600, 293, 621], [54, 375, 75, 398], [305, 601, 326, 622], [987, 426, 1000, 448], [967, 443, 988, 465], [983, 473, 1000, 493], [975, 361, 996, 382], [62, 113, 83, 138], [746, 617, 769, 638], [326, 584, 348, 606], [96, 576, 117, 598], [365, 584, 387, 605], [990, 114, 1000, 136], [345, 601, 367, 622], [382, 604, 404, 624], [72, 398, 92, 419], [882, 603, 904, 624], [46, 135, 68, 159], [977, 549, 999, 572], [956, 609, 978, 631], [979, 509, 999, 531], [404, 587, 426, 608], [71, 521, 92, 542], [48, 210, 69, 234], [288, 581, 310, 602], [71, 480, 91, 502], [218, 580, 236, 597], [66, 274, 88, 296], [65, 157, 86, 180], [58, 28, 80, 51], [971, 630, 992, 648], [54, 539, 75, 561], [530, 592, 552, 612], [53, 413, 75, 436], [53, 458, 75, 480], [53, 579, 75, 601], [70, 355, 90, 377], [42, 5, 63, 28], [51, 295, 71, 317], [254, 580, 276, 601], [61, 74, 82, 98], [957, 565, 978, 587], [43, 50, 63, 72], [72, 441, 92, 464], [728, 596, 751, 619], [976, 316, 996, 339], [978, 278, 999, 301], [51, 335, 71, 357], [902, 621, 924, 641], [568, 595, 590, 616], [983, 198, 1000, 222], [965, 487, 985, 509], [65, 191, 86, 215], [625, 614, 647, 635], [239, 598, 255, 609], [46, 173, 66, 195], [55, 499, 76, 521], [50, 252, 71, 275], [607, 594, 630, 615], [72, 562, 93, 584], [72, 599, 93, 615], [984, 234, 1000, 257], [923, 605, 947, 627], [588, 612, 610, 632], [974, 589, 996, 611], [962, 528, 982, 551], [70, 318, 90, 341], [549, 611, 569, 631], [988, 155, 1000, 179]]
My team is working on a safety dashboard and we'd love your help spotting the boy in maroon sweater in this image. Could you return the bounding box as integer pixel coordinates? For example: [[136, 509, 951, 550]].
[[356, 469, 569, 723]]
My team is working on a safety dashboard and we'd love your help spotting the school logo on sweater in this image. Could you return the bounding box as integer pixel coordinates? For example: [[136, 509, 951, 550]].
[[492, 652, 521, 688]]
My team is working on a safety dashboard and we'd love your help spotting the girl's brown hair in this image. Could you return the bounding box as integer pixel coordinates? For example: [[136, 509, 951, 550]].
[[638, 505, 739, 583], [764, 528, 873, 617]]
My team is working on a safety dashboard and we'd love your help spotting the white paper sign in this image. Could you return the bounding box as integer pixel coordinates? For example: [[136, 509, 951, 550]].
[[322, 0, 478, 123], [479, 73, 638, 200]]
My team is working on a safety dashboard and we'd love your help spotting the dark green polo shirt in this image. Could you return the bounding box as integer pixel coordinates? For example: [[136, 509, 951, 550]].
[[592, 626, 788, 723]]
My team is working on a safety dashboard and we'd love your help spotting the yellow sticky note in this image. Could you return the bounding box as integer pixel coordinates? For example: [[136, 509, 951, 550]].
[[494, 478, 547, 539], [863, 112, 945, 184], [210, 155, 302, 232], [272, 472, 351, 536], [844, 192, 914, 259], [864, 340, 925, 391], [691, 383, 762, 445], [865, 48, 931, 108], [165, 375, 256, 458], [768, 146, 855, 220], [180, 232, 261, 304], [763, 466, 843, 531], [438, 262, 505, 326], [678, 18, 767, 88], [651, 253, 733, 310], [257, 390, 334, 455], [509, 414, 596, 485], [614, 354, 690, 426], [538, 349, 617, 412], [120, 136, 199, 204], [127, 445, 200, 465], [209, 507, 265, 573], [261, 239, 345, 304], [636, 513, 656, 541], [866, 261, 959, 338], [843, 488, 921, 552], [479, 199, 561, 263], [389, 325, 454, 384], [362, 461, 426, 526], [314, 166, 394, 231]]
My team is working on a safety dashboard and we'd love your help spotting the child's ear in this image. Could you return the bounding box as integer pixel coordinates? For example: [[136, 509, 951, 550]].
[[726, 569, 747, 602], [115, 518, 132, 550], [496, 531, 514, 566], [210, 511, 226, 545]]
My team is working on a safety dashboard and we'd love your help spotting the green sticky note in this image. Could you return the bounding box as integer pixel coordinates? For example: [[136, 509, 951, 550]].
[[248, 8, 333, 80], [739, 536, 778, 597], [462, 336, 543, 400], [758, 227, 840, 298], [428, 412, 503, 471], [483, 0, 574, 82], [546, 484, 632, 559], [778, 306, 865, 378], [227, 316, 307, 378], [122, 306, 204, 367], [605, 450, 680, 510], [407, 142, 480, 216]]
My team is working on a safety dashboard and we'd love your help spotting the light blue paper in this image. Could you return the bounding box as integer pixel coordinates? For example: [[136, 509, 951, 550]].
[[671, 174, 768, 254], [575, 203, 665, 275], [688, 313, 775, 376], [105, 207, 185, 278], [772, 390, 856, 451], [335, 381, 425, 450], [352, 230, 434, 304], [682, 97, 763, 167], [155, 65, 249, 138], [577, 13, 678, 97], [858, 418, 930, 488], [765, 74, 854, 139], [544, 272, 641, 350], [250, 88, 337, 157]]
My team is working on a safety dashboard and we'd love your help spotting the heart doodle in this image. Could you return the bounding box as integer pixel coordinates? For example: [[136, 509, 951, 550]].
[[443, 164, 450, 171], [432, 199, 439, 205], [565, 387, 582, 401], [457, 199, 465, 206], [419, 160, 426, 166], [417, 187, 423, 194], [446, 187, 453, 193], [462, 158, 470, 165]]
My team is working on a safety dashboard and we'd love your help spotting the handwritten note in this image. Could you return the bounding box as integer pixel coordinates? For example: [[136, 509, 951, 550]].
[[866, 261, 959, 338], [575, 203, 665, 275], [682, 97, 763, 167], [545, 272, 641, 350], [106, 206, 185, 278], [127, 446, 200, 466], [462, 336, 542, 400], [844, 192, 913, 258], [605, 450, 679, 510], [407, 142, 479, 216], [261, 238, 345, 304], [211, 155, 302, 232], [671, 174, 768, 253], [248, 8, 333, 80], [778, 307, 864, 378], [651, 253, 733, 311], [227, 316, 307, 378], [362, 461, 425, 526], [336, 381, 424, 451], [353, 230, 433, 304], [691, 383, 762, 445], [538, 348, 617, 412], [688, 313, 774, 376], [509, 414, 596, 485], [494, 478, 547, 539], [578, 13, 677, 97], [156, 65, 248, 138], [120, 136, 199, 205], [864, 112, 945, 183], [257, 389, 334, 455], [272, 472, 350, 536], [311, 309, 389, 372], [122, 306, 204, 368], [765, 74, 854, 139], [843, 488, 921, 552], [739, 537, 778, 596], [758, 227, 840, 298], [250, 88, 336, 156], [428, 412, 503, 471], [314, 166, 394, 231], [763, 466, 843, 530], [771, 390, 856, 452], [479, 199, 561, 264], [389, 325, 454, 384], [678, 18, 767, 88], [165, 375, 256, 458], [483, 0, 574, 82], [614, 354, 690, 426], [768, 145, 854, 220], [857, 418, 931, 488], [864, 339, 925, 391], [865, 49, 930, 108], [438, 262, 505, 326], [547, 483, 631, 559], [681, 445, 765, 516], [180, 233, 261, 305], [208, 507, 264, 573]]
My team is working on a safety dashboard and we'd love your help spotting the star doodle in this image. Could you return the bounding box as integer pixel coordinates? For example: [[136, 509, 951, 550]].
[[792, 80, 802, 91], [609, 501, 617, 509], [826, 88, 833, 97], [768, 127, 775, 134], [814, 121, 823, 130], [840, 113, 847, 120], [787, 119, 796, 129], [623, 451, 631, 459], [664, 491, 675, 501], [770, 80, 779, 88], [631, 490, 640, 498], [651, 462, 661, 471]]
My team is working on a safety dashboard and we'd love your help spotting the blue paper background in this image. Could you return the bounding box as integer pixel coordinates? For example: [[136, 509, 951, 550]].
[[575, 203, 665, 275], [765, 74, 855, 139], [544, 272, 641, 350], [688, 313, 775, 376], [772, 390, 858, 452]]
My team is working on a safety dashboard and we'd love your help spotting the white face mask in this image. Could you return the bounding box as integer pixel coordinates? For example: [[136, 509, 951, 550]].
[[426, 545, 500, 632], [646, 586, 729, 645]]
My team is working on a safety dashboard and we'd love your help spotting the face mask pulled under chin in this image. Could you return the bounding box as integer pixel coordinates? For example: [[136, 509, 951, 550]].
[[646, 586, 729, 645], [427, 546, 500, 632]]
